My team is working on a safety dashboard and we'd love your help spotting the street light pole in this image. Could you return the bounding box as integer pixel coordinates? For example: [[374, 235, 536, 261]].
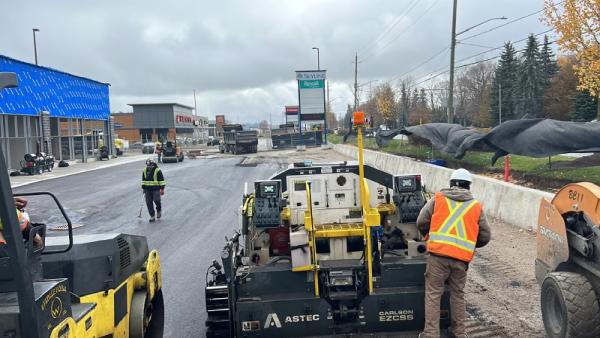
[[447, 10, 507, 124], [32, 28, 40, 65], [312, 47, 320, 71], [193, 89, 197, 116]]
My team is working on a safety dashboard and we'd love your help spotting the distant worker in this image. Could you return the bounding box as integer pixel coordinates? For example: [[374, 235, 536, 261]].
[[417, 169, 491, 338], [142, 159, 166, 222], [155, 141, 163, 163]]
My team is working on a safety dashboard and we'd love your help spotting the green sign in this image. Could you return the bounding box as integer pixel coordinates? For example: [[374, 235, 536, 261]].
[[299, 79, 324, 89]]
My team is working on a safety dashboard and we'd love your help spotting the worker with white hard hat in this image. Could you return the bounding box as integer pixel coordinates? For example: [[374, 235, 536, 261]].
[[417, 168, 491, 338]]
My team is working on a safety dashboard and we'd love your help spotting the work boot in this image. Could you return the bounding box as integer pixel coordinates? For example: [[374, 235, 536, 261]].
[[149, 216, 156, 222], [157, 211, 161, 219]]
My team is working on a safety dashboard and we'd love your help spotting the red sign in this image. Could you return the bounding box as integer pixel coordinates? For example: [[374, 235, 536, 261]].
[[216, 115, 225, 125], [285, 106, 299, 115], [176, 115, 194, 124]]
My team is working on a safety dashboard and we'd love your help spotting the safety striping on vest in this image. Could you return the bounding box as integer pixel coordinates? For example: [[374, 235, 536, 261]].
[[439, 199, 477, 234], [142, 167, 166, 187], [428, 233, 476, 251], [430, 197, 478, 253]]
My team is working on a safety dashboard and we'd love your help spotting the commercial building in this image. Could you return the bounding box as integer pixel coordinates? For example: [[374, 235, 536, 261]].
[[0, 55, 113, 170], [113, 103, 208, 144], [111, 112, 137, 142]]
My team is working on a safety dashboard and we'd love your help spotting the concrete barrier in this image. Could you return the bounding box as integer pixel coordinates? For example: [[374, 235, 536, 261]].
[[334, 144, 553, 230]]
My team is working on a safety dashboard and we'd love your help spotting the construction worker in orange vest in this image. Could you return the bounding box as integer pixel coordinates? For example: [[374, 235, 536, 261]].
[[417, 169, 491, 338]]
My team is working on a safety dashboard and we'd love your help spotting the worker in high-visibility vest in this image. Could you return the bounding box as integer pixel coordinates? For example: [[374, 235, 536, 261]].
[[417, 169, 491, 338], [0, 198, 32, 245], [142, 159, 166, 222]]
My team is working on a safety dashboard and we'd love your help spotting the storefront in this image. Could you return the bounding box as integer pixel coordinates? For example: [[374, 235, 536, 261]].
[[0, 55, 112, 170], [128, 103, 208, 145]]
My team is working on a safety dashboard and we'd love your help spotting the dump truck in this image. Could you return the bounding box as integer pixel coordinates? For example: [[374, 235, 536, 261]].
[[536, 182, 600, 338], [204, 112, 451, 337], [0, 72, 164, 338], [219, 124, 258, 154]]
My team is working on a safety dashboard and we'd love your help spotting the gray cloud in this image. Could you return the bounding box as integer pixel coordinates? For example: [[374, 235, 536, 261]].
[[0, 0, 549, 122]]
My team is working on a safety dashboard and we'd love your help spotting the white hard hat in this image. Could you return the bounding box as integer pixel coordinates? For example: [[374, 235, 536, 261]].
[[450, 168, 473, 183]]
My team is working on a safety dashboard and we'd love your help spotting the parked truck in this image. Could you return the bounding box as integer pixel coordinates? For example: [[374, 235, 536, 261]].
[[219, 124, 258, 154]]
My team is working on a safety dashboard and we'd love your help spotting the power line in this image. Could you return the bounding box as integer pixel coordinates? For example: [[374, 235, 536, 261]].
[[459, 1, 563, 42], [360, 0, 440, 62], [455, 29, 553, 64], [410, 29, 555, 85], [357, 0, 420, 56], [389, 45, 450, 82], [457, 42, 495, 49], [413, 39, 557, 87]]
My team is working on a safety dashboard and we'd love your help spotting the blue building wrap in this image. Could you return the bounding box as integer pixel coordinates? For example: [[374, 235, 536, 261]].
[[0, 55, 110, 120]]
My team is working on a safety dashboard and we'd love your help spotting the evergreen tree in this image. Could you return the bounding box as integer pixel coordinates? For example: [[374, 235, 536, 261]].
[[540, 35, 559, 82], [514, 34, 544, 118], [490, 42, 519, 124], [540, 35, 559, 117], [400, 83, 409, 126], [419, 88, 428, 108], [571, 90, 598, 121]]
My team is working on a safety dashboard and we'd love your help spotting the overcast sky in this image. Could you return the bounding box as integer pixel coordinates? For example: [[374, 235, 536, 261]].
[[1, 0, 551, 123]]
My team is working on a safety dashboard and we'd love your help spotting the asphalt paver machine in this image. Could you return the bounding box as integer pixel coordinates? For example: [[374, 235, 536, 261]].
[[205, 112, 451, 337], [0, 72, 164, 338], [536, 182, 600, 338]]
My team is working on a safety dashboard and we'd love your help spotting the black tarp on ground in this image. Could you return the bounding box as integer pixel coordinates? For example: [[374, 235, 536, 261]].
[[375, 124, 486, 156], [374, 119, 600, 165], [457, 119, 600, 164], [401, 123, 485, 156]]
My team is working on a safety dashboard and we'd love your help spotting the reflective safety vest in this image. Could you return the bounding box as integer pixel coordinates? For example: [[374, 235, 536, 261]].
[[427, 192, 482, 263], [0, 209, 30, 244], [142, 167, 166, 188]]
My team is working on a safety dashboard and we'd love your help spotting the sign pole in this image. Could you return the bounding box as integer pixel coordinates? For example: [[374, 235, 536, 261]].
[[323, 80, 328, 144], [297, 80, 303, 146]]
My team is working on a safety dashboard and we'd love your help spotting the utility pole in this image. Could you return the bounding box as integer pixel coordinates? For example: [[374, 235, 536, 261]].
[[353, 53, 358, 112], [447, 0, 457, 124], [498, 83, 502, 125]]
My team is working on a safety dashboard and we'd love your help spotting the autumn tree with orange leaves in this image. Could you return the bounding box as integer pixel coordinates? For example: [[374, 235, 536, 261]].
[[544, 0, 600, 118]]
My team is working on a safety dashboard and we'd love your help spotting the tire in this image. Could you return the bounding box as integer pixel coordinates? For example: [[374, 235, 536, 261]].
[[541, 271, 600, 338]]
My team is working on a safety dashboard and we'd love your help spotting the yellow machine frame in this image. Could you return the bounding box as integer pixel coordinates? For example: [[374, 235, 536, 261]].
[[48, 250, 162, 338], [300, 111, 381, 296]]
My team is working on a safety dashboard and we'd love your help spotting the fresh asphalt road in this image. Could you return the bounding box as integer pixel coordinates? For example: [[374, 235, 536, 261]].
[[13, 155, 279, 337]]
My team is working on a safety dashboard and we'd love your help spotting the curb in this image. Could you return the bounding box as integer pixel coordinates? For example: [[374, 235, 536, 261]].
[[11, 155, 148, 188]]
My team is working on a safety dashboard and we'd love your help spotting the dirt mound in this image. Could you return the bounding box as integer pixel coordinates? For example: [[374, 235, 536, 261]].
[[552, 153, 600, 168]]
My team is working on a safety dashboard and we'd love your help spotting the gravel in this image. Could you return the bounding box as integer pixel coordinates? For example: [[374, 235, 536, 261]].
[[466, 217, 546, 337]]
